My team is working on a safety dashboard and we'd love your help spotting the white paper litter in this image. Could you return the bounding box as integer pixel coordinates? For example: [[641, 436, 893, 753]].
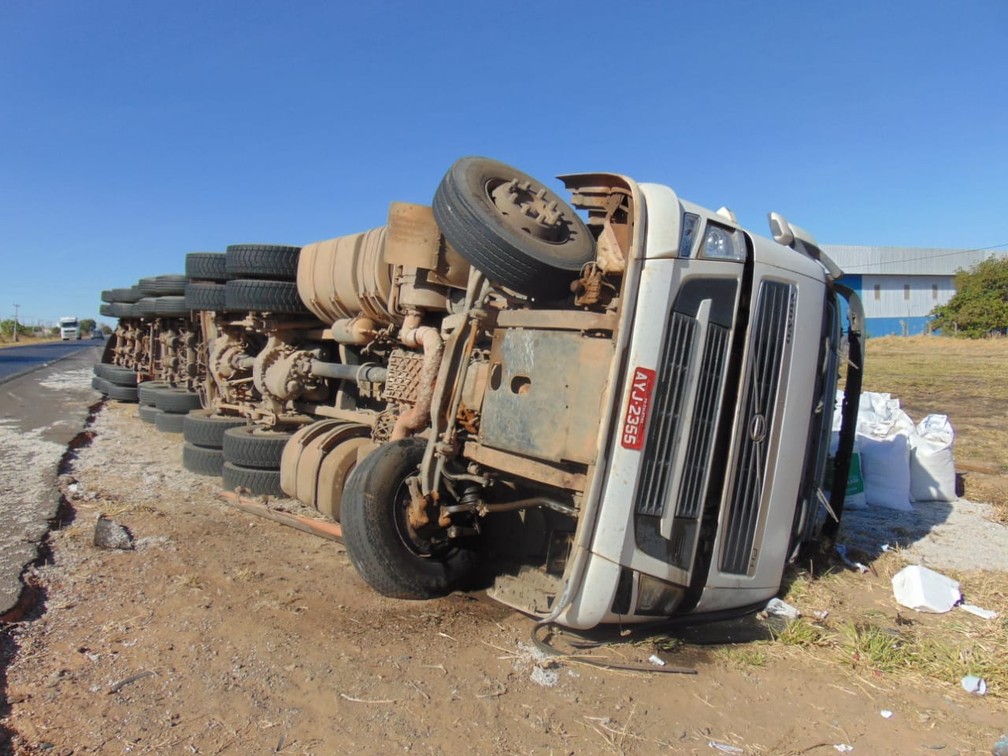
[[961, 675, 987, 695], [891, 565, 961, 613], [959, 603, 998, 620]]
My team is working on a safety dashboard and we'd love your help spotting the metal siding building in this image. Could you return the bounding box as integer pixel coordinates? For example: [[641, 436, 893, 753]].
[[821, 245, 1007, 336]]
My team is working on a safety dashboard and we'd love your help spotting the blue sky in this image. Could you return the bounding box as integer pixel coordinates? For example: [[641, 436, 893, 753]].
[[1, 1, 1005, 328]]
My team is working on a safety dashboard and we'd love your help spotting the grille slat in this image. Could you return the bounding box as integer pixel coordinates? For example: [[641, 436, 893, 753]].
[[675, 324, 729, 520], [636, 313, 695, 517], [720, 281, 795, 575]]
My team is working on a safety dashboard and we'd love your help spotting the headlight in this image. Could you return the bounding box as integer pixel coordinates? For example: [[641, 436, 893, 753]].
[[699, 222, 746, 262]]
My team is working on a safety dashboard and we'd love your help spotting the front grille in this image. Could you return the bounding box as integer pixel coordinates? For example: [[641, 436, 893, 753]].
[[675, 323, 730, 521], [720, 281, 796, 575], [636, 312, 696, 517]]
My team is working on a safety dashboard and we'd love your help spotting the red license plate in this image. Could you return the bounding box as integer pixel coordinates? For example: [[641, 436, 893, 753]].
[[620, 367, 656, 450]]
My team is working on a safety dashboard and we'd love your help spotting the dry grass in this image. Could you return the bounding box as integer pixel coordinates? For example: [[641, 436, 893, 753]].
[[776, 552, 1008, 697], [859, 334, 1008, 524], [0, 335, 63, 348]]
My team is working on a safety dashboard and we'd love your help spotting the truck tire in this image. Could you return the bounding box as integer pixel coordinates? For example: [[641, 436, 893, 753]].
[[154, 410, 185, 433], [137, 381, 169, 406], [153, 388, 202, 414], [185, 252, 227, 282], [225, 244, 301, 281], [225, 279, 308, 314], [137, 275, 187, 296], [138, 404, 161, 424], [183, 443, 225, 477], [340, 437, 477, 599], [102, 287, 143, 304], [91, 375, 108, 393], [105, 383, 139, 403], [222, 462, 283, 497], [183, 410, 246, 449], [184, 282, 227, 311], [432, 156, 595, 298], [108, 302, 137, 319], [150, 295, 190, 317], [223, 426, 293, 469], [103, 365, 137, 387], [134, 298, 159, 318]]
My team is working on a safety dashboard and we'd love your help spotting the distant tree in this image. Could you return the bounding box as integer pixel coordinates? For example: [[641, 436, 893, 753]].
[[931, 256, 1008, 337], [0, 319, 30, 340], [80, 318, 97, 334]]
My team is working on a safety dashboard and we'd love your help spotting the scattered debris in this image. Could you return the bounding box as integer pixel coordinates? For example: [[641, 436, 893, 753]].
[[833, 745, 854, 753], [891, 565, 960, 613], [708, 741, 744, 753], [647, 654, 666, 667], [960, 675, 987, 696], [959, 603, 998, 620], [835, 544, 869, 574], [880, 709, 893, 719], [107, 670, 155, 694], [992, 734, 1008, 756], [93, 514, 133, 550], [763, 597, 800, 620]]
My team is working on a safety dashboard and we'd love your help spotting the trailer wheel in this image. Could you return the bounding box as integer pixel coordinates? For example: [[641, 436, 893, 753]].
[[105, 383, 138, 403], [183, 410, 246, 449], [184, 282, 227, 312], [183, 443, 225, 477], [137, 275, 187, 296], [341, 437, 477, 599], [103, 365, 137, 387], [225, 279, 308, 314], [222, 462, 284, 497], [432, 156, 595, 297], [154, 409, 185, 433], [223, 426, 293, 469], [137, 404, 161, 424], [225, 244, 301, 281], [153, 388, 202, 414], [185, 252, 227, 282], [137, 381, 170, 406]]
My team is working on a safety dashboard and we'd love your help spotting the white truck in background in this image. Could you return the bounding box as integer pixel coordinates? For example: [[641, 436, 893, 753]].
[[59, 316, 81, 341]]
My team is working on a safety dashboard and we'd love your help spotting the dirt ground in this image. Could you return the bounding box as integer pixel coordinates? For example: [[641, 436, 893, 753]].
[[2, 366, 1008, 754]]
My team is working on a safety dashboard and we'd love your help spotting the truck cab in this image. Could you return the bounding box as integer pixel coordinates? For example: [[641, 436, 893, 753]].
[[59, 317, 80, 341]]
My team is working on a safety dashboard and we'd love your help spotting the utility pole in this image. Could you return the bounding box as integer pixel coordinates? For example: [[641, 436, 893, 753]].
[[12, 303, 19, 343]]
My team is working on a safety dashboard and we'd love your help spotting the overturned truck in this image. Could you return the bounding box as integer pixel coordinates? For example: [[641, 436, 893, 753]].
[[99, 157, 864, 629]]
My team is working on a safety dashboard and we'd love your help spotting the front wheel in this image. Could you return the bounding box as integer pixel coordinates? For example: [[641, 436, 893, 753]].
[[340, 438, 477, 599]]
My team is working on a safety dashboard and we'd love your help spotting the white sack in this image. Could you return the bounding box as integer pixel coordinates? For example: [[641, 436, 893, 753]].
[[858, 430, 913, 511], [910, 414, 956, 502]]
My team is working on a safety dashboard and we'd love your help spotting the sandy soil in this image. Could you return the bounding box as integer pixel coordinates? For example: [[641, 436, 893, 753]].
[[2, 398, 1007, 755]]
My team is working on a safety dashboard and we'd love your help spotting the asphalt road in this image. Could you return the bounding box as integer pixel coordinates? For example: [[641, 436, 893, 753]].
[[0, 340, 105, 385], [0, 345, 104, 616]]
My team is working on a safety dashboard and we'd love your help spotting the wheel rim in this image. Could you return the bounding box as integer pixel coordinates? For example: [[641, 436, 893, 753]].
[[391, 476, 454, 560], [487, 177, 570, 244]]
